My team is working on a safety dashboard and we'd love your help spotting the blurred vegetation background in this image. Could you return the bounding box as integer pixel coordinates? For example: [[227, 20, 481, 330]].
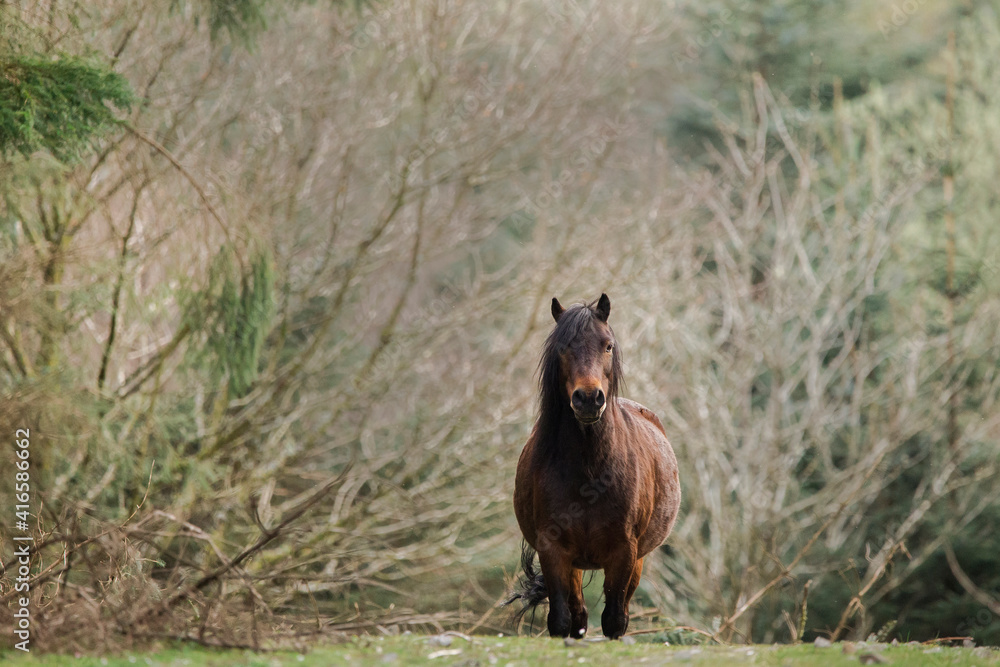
[[1, 0, 999, 652]]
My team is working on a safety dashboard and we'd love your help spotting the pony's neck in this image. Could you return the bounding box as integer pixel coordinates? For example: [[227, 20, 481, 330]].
[[544, 399, 618, 465]]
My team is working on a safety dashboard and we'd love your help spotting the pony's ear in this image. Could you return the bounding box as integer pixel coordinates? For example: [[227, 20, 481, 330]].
[[594, 293, 611, 322], [551, 297, 565, 322]]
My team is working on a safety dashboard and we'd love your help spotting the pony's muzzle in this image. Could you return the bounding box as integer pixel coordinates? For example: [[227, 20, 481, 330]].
[[571, 387, 606, 423]]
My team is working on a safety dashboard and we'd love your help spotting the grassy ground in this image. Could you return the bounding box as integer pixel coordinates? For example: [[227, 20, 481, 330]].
[[2, 635, 1000, 666]]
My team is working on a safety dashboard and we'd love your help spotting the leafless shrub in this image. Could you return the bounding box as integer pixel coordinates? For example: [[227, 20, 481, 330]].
[[2, 0, 999, 652]]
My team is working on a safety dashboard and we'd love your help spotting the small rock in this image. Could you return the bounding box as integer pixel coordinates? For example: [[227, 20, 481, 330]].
[[963, 638, 975, 648], [923, 647, 943, 654], [858, 654, 888, 665], [842, 642, 857, 655], [814, 637, 833, 648], [564, 637, 578, 647], [621, 636, 636, 645], [429, 635, 453, 647]]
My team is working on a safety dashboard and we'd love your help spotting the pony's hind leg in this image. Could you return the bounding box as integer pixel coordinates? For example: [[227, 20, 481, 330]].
[[625, 557, 644, 604], [568, 568, 588, 638]]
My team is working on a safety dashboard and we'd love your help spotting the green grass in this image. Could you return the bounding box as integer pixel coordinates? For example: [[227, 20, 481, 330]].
[[2, 635, 999, 666]]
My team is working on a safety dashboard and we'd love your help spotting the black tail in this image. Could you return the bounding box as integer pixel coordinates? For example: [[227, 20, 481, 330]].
[[502, 543, 548, 621]]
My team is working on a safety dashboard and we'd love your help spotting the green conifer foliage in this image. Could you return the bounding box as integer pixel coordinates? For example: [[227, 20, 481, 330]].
[[205, 0, 268, 44], [0, 55, 134, 160], [191, 247, 276, 397]]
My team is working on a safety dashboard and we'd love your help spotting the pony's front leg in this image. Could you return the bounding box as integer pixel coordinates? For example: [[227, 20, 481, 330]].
[[601, 546, 638, 639], [537, 550, 576, 637]]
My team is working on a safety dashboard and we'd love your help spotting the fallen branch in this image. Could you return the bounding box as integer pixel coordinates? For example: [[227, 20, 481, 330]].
[[133, 465, 352, 624]]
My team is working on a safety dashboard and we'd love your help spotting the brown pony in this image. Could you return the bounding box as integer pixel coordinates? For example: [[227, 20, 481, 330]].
[[508, 294, 681, 639]]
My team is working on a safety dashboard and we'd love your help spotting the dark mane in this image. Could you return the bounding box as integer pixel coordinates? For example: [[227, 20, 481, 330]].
[[537, 298, 624, 434]]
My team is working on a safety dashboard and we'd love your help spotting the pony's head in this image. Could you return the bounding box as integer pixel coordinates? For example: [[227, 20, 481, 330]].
[[541, 293, 623, 426]]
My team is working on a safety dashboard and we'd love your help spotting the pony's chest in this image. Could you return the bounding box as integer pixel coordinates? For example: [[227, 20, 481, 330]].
[[540, 463, 619, 502], [537, 467, 636, 534]]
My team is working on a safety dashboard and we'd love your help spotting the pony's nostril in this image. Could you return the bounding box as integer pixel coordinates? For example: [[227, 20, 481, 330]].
[[572, 388, 604, 411]]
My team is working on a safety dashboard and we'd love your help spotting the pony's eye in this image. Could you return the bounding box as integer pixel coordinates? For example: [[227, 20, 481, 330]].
[[606, 343, 613, 353]]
